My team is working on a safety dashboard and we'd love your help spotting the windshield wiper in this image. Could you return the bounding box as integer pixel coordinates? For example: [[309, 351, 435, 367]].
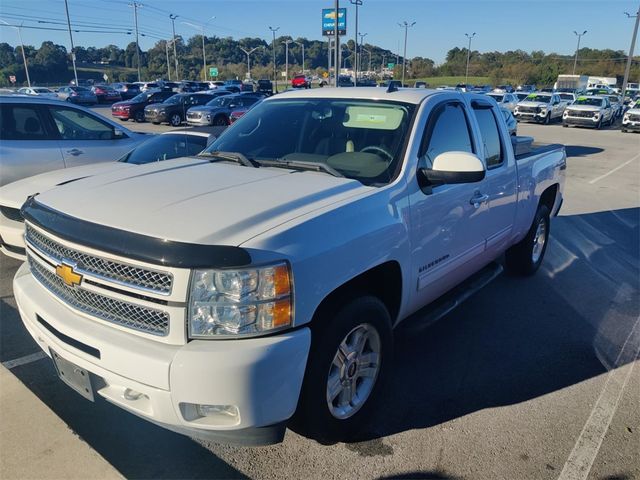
[[258, 159, 344, 178], [199, 151, 260, 168]]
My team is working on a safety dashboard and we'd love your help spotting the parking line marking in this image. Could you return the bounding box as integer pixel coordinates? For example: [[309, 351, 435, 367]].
[[2, 351, 48, 369], [588, 152, 640, 184], [557, 315, 640, 480]]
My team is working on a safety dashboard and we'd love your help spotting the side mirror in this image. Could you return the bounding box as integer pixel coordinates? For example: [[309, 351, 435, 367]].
[[418, 151, 485, 190], [113, 129, 125, 139]]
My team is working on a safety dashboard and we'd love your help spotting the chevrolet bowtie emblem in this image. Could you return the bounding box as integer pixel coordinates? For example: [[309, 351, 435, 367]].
[[56, 263, 82, 287]]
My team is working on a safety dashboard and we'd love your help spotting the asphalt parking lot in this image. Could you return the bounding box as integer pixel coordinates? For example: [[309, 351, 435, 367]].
[[0, 114, 638, 480]]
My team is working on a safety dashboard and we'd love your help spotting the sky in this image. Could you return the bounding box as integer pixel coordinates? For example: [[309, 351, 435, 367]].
[[0, 0, 638, 64]]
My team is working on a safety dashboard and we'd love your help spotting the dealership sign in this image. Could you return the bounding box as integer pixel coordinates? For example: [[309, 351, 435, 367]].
[[322, 8, 346, 36]]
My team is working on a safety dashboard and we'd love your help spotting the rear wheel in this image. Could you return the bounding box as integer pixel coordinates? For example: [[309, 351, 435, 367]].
[[134, 110, 145, 123], [169, 113, 182, 126], [212, 115, 228, 126], [292, 296, 392, 442], [505, 204, 550, 276]]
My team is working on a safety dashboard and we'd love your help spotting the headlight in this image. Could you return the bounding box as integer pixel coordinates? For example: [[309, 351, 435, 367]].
[[623, 114, 630, 121], [539, 108, 547, 114], [188, 262, 292, 338], [563, 111, 569, 117]]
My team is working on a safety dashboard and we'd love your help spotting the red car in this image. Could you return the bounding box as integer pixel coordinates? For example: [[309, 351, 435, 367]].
[[291, 74, 311, 89], [229, 98, 263, 123], [91, 85, 122, 103]]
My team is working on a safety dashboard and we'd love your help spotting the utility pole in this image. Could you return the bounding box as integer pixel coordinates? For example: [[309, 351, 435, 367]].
[[349, 0, 362, 85], [464, 32, 476, 85], [572, 30, 587, 75], [0, 19, 30, 86], [334, 0, 340, 86], [381, 54, 386, 74], [358, 32, 367, 75], [398, 21, 415, 86], [170, 14, 179, 80], [240, 46, 260, 80], [282, 39, 292, 83], [269, 26, 279, 92], [129, 2, 142, 82], [621, 8, 640, 100], [295, 41, 305, 73], [165, 39, 174, 80], [363, 47, 372, 72], [63, 0, 78, 86]]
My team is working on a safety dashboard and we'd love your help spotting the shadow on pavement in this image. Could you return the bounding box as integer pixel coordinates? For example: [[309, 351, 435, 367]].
[[377, 471, 461, 480], [564, 145, 604, 157]]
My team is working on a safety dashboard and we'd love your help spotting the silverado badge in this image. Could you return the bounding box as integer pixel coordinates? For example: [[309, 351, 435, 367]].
[[55, 263, 82, 288]]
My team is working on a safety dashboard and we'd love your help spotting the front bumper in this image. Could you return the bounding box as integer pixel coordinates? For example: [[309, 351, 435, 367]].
[[622, 119, 640, 131], [14, 263, 311, 445], [515, 111, 547, 122], [0, 212, 26, 261], [144, 111, 168, 123], [563, 116, 600, 127], [186, 115, 212, 126], [111, 110, 131, 119]]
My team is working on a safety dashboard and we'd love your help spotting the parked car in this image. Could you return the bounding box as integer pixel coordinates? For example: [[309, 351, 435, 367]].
[[91, 85, 122, 103], [111, 89, 176, 123], [0, 95, 145, 187], [186, 93, 261, 126], [516, 85, 536, 92], [494, 84, 514, 93], [557, 92, 576, 106], [257, 79, 274, 96], [562, 95, 615, 129], [111, 82, 141, 100], [514, 92, 530, 102], [144, 92, 219, 126], [621, 100, 640, 133], [13, 89, 565, 446], [136, 82, 160, 92], [486, 92, 519, 112], [207, 81, 226, 89], [380, 80, 403, 89], [16, 87, 58, 99], [229, 98, 263, 123], [56, 86, 98, 105], [337, 75, 354, 87], [0, 131, 210, 260], [414, 81, 428, 88], [500, 107, 517, 135], [605, 95, 623, 118], [292, 75, 311, 89], [514, 93, 565, 124]]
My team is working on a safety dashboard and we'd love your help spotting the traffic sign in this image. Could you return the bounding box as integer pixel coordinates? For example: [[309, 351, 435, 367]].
[[387, 63, 395, 69], [322, 72, 329, 78], [9, 75, 16, 84], [103, 73, 108, 81], [209, 67, 219, 77]]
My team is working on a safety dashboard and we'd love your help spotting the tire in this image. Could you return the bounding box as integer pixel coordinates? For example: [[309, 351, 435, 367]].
[[505, 204, 550, 276], [212, 115, 227, 126], [119, 118, 127, 122], [544, 113, 550, 125], [292, 296, 393, 443], [562, 122, 568, 128], [152, 121, 160, 125], [596, 118, 602, 130], [621, 128, 627, 133], [169, 113, 182, 127], [134, 111, 145, 123]]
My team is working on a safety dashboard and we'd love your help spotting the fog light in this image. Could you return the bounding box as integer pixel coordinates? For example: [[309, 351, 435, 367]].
[[180, 402, 240, 426], [123, 388, 147, 401], [196, 404, 239, 418]]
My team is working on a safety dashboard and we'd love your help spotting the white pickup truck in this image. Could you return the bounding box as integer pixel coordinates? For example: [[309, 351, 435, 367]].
[[14, 88, 566, 445]]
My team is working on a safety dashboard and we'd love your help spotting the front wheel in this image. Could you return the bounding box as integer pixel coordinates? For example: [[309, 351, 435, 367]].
[[596, 118, 603, 130], [169, 113, 182, 126], [505, 204, 551, 276], [292, 296, 392, 442], [544, 113, 550, 125], [134, 111, 145, 123]]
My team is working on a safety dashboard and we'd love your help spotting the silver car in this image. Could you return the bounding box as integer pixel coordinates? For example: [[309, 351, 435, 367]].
[[0, 96, 147, 186], [56, 86, 98, 105], [486, 92, 519, 112]]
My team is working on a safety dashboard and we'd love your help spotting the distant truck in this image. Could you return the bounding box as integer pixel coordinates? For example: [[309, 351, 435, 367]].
[[554, 75, 588, 92], [587, 76, 617, 90]]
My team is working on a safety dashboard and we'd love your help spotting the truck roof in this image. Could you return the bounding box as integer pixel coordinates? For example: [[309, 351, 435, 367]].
[[271, 86, 444, 105]]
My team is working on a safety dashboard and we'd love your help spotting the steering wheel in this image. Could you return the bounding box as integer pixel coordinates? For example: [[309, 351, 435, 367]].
[[360, 145, 393, 162]]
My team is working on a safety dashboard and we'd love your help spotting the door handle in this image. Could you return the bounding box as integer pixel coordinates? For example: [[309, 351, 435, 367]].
[[470, 193, 489, 208], [66, 149, 83, 156]]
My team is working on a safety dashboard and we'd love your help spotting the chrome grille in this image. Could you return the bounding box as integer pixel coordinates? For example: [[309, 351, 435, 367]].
[[629, 114, 640, 121], [28, 254, 169, 336], [25, 225, 173, 294], [569, 110, 595, 118], [518, 106, 539, 114], [187, 112, 202, 119]]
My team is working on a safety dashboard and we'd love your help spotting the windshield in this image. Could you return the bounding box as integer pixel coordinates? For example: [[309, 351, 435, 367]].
[[205, 98, 416, 186], [487, 94, 504, 102], [164, 95, 182, 105], [525, 94, 552, 103], [559, 94, 574, 101], [130, 91, 152, 102], [573, 97, 604, 107], [206, 96, 235, 107], [119, 134, 208, 164]]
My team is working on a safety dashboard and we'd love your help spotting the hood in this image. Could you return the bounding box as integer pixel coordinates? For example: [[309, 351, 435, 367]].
[[188, 105, 223, 113], [0, 162, 133, 209], [625, 108, 640, 115], [113, 101, 137, 108], [34, 158, 368, 247], [566, 104, 601, 112], [517, 101, 550, 108]]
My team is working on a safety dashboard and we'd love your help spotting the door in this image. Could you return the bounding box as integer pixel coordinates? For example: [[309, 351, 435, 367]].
[[407, 100, 491, 312], [0, 104, 64, 186], [551, 95, 563, 119], [471, 100, 518, 255], [45, 104, 138, 168]]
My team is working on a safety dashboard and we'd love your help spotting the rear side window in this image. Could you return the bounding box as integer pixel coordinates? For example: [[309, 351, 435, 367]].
[[420, 102, 474, 164], [472, 105, 504, 168], [49, 106, 114, 140], [0, 105, 50, 140]]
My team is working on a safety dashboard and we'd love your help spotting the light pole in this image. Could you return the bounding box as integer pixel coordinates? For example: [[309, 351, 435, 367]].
[[621, 9, 640, 100], [183, 17, 215, 81], [464, 32, 476, 85], [63, 0, 78, 87], [240, 46, 261, 80], [282, 39, 293, 83], [362, 47, 372, 73], [572, 30, 587, 75], [129, 2, 142, 82], [334, 0, 340, 87], [170, 14, 179, 80], [164, 38, 176, 80], [349, 0, 363, 85], [0, 19, 30, 87], [398, 21, 416, 86], [268, 26, 279, 92], [294, 41, 305, 73], [358, 32, 367, 75]]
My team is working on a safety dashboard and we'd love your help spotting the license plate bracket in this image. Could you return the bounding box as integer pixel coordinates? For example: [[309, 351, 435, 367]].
[[50, 349, 95, 402]]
